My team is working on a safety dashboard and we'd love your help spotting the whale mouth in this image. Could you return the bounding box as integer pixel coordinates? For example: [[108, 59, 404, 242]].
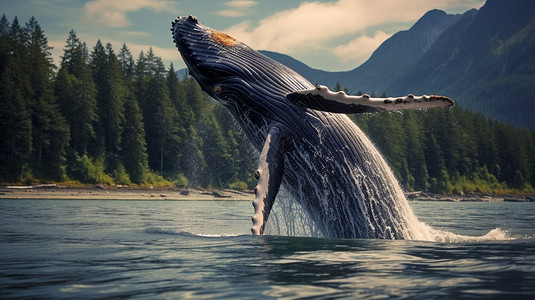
[[171, 16, 211, 84], [171, 15, 249, 97]]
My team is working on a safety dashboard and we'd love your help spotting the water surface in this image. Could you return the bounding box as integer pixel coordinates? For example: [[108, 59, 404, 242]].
[[1, 199, 534, 299]]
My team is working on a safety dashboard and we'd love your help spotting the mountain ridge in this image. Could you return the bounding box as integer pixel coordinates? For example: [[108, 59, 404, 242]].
[[385, 0, 535, 127], [179, 0, 535, 127]]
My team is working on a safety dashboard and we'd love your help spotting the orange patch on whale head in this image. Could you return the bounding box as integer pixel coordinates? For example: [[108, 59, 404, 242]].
[[212, 30, 236, 47]]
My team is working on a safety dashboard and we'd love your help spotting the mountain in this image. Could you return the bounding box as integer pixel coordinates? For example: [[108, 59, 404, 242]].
[[179, 0, 535, 127], [261, 0, 535, 127], [258, 50, 334, 85], [180, 8, 463, 91], [385, 0, 535, 127], [261, 9, 462, 94], [343, 9, 462, 94]]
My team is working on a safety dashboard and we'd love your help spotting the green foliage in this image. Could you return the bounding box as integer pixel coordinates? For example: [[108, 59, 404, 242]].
[[113, 163, 131, 186], [229, 179, 248, 191], [1, 15, 534, 195], [353, 107, 535, 194], [173, 173, 189, 188], [143, 171, 173, 188], [68, 154, 113, 185]]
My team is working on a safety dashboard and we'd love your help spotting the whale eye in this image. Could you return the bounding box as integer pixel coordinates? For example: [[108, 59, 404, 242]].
[[316, 85, 322, 91], [214, 85, 222, 94]]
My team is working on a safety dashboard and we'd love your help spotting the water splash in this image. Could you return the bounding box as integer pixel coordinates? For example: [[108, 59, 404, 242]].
[[262, 114, 516, 242], [144, 227, 240, 238], [427, 227, 515, 243]]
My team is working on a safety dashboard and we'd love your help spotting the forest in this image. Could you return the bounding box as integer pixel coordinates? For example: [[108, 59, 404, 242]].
[[1, 15, 534, 193]]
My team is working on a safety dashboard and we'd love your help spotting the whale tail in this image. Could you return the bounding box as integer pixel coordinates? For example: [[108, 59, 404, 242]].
[[286, 85, 454, 114]]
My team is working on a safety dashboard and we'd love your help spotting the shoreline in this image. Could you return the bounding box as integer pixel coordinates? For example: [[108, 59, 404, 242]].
[[0, 185, 255, 201], [0, 185, 534, 202], [405, 191, 535, 202]]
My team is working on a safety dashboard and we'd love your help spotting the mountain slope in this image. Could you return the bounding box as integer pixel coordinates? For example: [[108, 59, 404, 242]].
[[261, 9, 461, 94], [258, 50, 336, 85], [181, 0, 535, 127], [386, 0, 535, 127], [343, 9, 462, 94]]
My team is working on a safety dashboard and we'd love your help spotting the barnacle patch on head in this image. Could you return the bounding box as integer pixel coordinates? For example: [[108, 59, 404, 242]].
[[212, 30, 236, 47]]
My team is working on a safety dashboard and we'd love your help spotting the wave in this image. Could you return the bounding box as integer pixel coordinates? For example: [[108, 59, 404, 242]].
[[143, 227, 240, 238], [408, 220, 523, 242], [428, 227, 517, 243]]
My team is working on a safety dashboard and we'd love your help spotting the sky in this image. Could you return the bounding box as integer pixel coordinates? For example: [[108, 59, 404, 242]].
[[2, 0, 486, 72]]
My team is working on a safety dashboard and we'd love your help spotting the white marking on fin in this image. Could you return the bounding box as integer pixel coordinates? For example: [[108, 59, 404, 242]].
[[287, 85, 454, 113]]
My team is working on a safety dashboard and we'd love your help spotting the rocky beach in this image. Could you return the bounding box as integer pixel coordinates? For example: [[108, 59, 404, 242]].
[[1, 185, 533, 202], [0, 184, 255, 201]]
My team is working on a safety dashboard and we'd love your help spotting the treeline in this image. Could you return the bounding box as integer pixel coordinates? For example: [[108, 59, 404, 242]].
[[0, 15, 256, 188], [351, 108, 535, 194], [2, 16, 534, 194]]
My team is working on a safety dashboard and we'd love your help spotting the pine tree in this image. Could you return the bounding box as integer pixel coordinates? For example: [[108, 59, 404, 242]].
[[167, 63, 194, 128], [91, 41, 126, 170], [143, 68, 180, 173], [25, 17, 69, 179], [121, 93, 149, 183], [57, 30, 98, 156], [0, 14, 9, 36], [200, 111, 233, 187], [0, 16, 33, 181], [118, 43, 135, 81], [366, 113, 409, 186], [0, 68, 32, 180], [403, 111, 428, 191], [61, 30, 84, 77]]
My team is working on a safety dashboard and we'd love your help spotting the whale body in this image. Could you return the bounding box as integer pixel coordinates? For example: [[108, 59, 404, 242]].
[[171, 16, 454, 239]]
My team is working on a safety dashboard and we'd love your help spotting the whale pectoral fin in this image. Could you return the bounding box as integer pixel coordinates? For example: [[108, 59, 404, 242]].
[[286, 85, 455, 114], [251, 126, 285, 235]]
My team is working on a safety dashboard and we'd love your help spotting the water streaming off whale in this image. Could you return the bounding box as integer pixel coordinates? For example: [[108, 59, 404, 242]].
[[170, 16, 505, 241]]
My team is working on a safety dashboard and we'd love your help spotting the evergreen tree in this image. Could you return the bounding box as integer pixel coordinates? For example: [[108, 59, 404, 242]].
[[121, 93, 149, 183], [25, 17, 69, 179], [167, 63, 194, 128], [90, 40, 107, 155], [0, 14, 9, 36], [91, 41, 126, 170], [403, 111, 428, 191], [213, 103, 256, 187], [200, 111, 233, 187], [334, 81, 342, 92], [118, 43, 135, 81], [366, 113, 409, 186], [57, 30, 97, 156], [0, 16, 32, 181], [143, 67, 180, 173], [0, 68, 32, 180], [9, 17, 26, 46], [61, 30, 85, 77]]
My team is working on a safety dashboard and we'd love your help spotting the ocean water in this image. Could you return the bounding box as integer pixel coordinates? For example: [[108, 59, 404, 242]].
[[1, 199, 534, 299]]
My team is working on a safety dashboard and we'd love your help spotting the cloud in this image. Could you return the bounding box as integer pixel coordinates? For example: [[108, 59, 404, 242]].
[[224, 0, 484, 56], [333, 31, 391, 63], [226, 0, 258, 8], [84, 0, 174, 28], [218, 10, 250, 18], [216, 0, 258, 17]]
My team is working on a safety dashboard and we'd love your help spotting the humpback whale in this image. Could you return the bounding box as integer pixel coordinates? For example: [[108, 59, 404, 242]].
[[171, 16, 454, 239]]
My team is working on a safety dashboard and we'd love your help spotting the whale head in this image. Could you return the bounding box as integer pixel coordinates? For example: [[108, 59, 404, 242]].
[[171, 15, 312, 112]]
